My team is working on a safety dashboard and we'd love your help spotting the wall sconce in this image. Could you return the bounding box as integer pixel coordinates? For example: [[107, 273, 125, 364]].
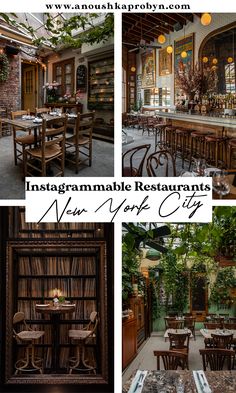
[[201, 13, 212, 26], [158, 34, 166, 44]]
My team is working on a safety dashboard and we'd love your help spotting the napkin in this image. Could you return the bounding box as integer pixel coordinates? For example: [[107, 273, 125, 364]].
[[193, 370, 212, 393], [128, 370, 147, 393]]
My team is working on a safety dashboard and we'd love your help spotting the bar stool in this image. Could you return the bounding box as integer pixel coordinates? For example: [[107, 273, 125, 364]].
[[68, 311, 98, 374], [189, 131, 213, 170], [228, 139, 236, 168], [164, 126, 176, 153], [205, 134, 228, 168], [175, 128, 191, 168], [13, 312, 44, 374]]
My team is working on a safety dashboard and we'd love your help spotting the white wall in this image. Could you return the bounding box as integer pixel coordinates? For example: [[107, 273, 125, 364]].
[[137, 13, 236, 106]]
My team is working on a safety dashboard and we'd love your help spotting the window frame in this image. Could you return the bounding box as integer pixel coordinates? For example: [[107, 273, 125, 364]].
[[53, 58, 75, 97]]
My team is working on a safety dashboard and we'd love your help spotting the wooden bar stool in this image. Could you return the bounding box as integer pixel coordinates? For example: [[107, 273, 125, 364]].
[[228, 139, 236, 168], [164, 126, 176, 153], [205, 135, 228, 168], [68, 311, 98, 374], [189, 131, 213, 170], [13, 312, 44, 374], [175, 128, 191, 168]]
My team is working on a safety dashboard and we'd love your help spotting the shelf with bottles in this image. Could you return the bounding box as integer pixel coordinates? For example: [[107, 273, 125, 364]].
[[88, 57, 114, 110]]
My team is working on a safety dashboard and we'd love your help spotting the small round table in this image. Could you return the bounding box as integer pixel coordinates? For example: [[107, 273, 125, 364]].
[[36, 304, 75, 371]]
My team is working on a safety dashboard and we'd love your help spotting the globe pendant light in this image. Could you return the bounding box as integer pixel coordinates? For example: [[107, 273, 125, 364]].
[[227, 57, 233, 64], [158, 34, 166, 44], [167, 45, 173, 54], [201, 13, 212, 26], [181, 50, 187, 59], [212, 58, 218, 65], [202, 56, 208, 63]]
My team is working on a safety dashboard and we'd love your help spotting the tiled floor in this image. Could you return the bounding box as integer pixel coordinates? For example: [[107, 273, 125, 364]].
[[0, 134, 114, 199], [122, 332, 205, 384]]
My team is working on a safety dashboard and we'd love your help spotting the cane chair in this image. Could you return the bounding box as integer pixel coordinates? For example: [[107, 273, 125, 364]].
[[146, 150, 176, 177], [13, 312, 44, 374], [11, 110, 34, 166], [153, 350, 188, 370], [199, 348, 235, 371], [68, 311, 98, 374], [168, 332, 191, 369], [24, 116, 67, 177], [122, 144, 151, 176], [65, 112, 94, 173], [211, 333, 233, 349]]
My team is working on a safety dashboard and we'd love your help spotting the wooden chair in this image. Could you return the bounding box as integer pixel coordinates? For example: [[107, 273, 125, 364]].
[[68, 311, 98, 374], [0, 107, 11, 137], [224, 322, 236, 330], [24, 116, 67, 177], [65, 112, 94, 173], [199, 348, 235, 371], [146, 150, 176, 177], [35, 107, 50, 117], [184, 317, 196, 340], [211, 333, 233, 349], [229, 317, 236, 323], [13, 311, 44, 374], [166, 320, 184, 330], [204, 322, 222, 329], [122, 144, 151, 176], [164, 316, 176, 329], [11, 110, 34, 166], [168, 332, 191, 368], [153, 350, 188, 370]]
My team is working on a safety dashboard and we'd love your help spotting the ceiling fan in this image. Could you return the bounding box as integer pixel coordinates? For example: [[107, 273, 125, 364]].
[[123, 223, 171, 253], [123, 18, 162, 52]]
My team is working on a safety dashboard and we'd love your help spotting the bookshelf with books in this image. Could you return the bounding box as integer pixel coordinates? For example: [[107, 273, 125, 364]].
[[0, 207, 114, 389]]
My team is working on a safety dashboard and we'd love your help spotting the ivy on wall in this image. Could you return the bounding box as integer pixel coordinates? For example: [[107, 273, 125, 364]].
[[0, 53, 9, 82]]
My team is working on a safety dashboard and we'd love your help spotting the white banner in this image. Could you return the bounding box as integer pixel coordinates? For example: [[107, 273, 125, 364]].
[[25, 177, 212, 223]]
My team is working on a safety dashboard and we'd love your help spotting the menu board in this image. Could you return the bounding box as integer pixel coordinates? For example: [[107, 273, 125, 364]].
[[76, 64, 87, 91]]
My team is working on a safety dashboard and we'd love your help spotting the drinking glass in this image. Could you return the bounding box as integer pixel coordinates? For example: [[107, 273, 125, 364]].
[[193, 158, 206, 176], [212, 171, 230, 198]]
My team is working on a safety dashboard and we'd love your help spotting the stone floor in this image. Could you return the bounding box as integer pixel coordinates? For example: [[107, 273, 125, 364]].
[[122, 126, 190, 177], [122, 332, 205, 384], [0, 134, 114, 199]]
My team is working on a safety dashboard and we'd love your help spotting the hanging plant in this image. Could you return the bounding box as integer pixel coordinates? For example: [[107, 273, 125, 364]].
[[0, 53, 9, 82]]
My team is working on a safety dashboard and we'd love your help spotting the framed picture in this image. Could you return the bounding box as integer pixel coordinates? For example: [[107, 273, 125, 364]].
[[174, 33, 194, 102], [159, 47, 172, 76], [142, 49, 156, 88]]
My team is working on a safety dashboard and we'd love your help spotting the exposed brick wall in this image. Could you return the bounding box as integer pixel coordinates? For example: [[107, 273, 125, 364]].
[[0, 54, 21, 111]]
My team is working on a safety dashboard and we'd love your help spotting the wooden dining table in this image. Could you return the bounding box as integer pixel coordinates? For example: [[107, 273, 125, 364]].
[[2, 113, 65, 147], [123, 370, 236, 392], [164, 328, 193, 339], [200, 328, 236, 339]]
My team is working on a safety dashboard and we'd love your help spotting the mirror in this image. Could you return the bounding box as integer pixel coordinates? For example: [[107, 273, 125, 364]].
[[200, 24, 236, 94]]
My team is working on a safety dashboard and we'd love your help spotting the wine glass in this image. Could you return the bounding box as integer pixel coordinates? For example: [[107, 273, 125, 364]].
[[212, 171, 230, 198]]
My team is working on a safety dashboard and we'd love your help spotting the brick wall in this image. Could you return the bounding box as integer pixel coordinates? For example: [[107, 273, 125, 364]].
[[0, 54, 21, 111]]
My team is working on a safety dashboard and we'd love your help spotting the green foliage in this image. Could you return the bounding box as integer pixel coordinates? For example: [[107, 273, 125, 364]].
[[122, 232, 140, 302], [209, 267, 236, 307], [0, 53, 9, 82], [1, 13, 114, 49]]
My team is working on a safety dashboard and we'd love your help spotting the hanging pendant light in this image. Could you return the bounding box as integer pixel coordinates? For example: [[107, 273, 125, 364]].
[[181, 50, 187, 59], [202, 56, 208, 63], [212, 58, 218, 65], [201, 13, 212, 26], [166, 45, 173, 54], [130, 66, 136, 72], [158, 34, 166, 44], [227, 57, 233, 63]]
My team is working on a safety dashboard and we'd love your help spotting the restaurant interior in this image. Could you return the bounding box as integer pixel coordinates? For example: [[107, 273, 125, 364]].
[[0, 207, 114, 393], [122, 207, 236, 392], [122, 13, 236, 199], [0, 13, 114, 199]]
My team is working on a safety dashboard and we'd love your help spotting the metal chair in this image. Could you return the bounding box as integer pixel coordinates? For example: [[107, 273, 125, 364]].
[[13, 311, 44, 374], [68, 311, 98, 374]]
